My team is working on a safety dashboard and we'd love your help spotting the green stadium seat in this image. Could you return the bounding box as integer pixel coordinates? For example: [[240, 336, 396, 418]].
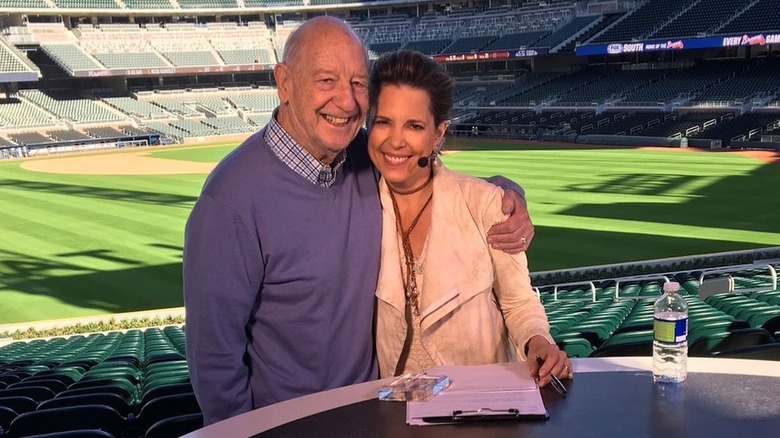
[[747, 309, 780, 328], [139, 382, 193, 407], [688, 320, 750, 344], [0, 375, 22, 386], [760, 315, 780, 338], [8, 379, 68, 394], [144, 413, 204, 438], [5, 405, 127, 438], [56, 385, 134, 405], [67, 378, 138, 402], [16, 430, 115, 438], [135, 392, 200, 430], [590, 340, 653, 357], [29, 368, 83, 386], [688, 328, 774, 356], [0, 396, 38, 415], [0, 405, 17, 431], [714, 343, 780, 361], [554, 336, 594, 358], [37, 392, 131, 416], [0, 386, 56, 403]]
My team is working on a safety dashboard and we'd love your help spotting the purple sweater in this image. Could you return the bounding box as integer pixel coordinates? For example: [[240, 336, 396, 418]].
[[183, 129, 381, 425]]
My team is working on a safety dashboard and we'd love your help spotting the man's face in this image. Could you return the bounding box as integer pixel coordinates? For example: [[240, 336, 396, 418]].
[[275, 29, 368, 163]]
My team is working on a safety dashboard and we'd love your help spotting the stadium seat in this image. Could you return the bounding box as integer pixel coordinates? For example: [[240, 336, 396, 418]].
[[138, 382, 193, 407], [0, 405, 17, 432], [5, 405, 127, 438], [0, 396, 38, 415], [590, 340, 653, 357], [56, 385, 135, 404], [554, 337, 594, 358], [14, 430, 115, 438], [0, 386, 56, 403], [24, 370, 81, 386], [143, 413, 203, 438], [67, 377, 137, 396], [135, 392, 201, 430], [748, 310, 780, 328], [8, 379, 68, 394], [688, 328, 774, 356], [713, 343, 780, 361], [0, 375, 22, 386], [37, 393, 131, 416]]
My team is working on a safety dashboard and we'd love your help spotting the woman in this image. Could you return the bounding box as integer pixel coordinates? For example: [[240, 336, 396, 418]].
[[368, 50, 572, 388]]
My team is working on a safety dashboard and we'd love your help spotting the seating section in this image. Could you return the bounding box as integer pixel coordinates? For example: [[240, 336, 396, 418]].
[[178, 0, 238, 7], [692, 61, 780, 105], [53, 0, 119, 7], [544, 266, 780, 359], [42, 44, 104, 72], [652, 0, 753, 39], [103, 97, 170, 119], [0, 99, 56, 129], [0, 42, 35, 74], [534, 15, 602, 51], [124, 0, 173, 8], [19, 90, 124, 124], [718, 0, 780, 34], [2, 264, 776, 436], [0, 0, 49, 7], [0, 326, 202, 438], [592, 0, 695, 43]]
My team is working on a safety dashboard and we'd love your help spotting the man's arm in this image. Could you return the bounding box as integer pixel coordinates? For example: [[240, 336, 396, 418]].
[[184, 194, 263, 425], [484, 176, 534, 253]]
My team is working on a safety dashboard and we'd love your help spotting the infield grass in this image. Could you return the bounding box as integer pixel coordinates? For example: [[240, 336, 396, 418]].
[[1, 141, 778, 324]]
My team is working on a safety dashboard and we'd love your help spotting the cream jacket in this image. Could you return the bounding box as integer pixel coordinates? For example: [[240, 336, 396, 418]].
[[375, 164, 553, 378]]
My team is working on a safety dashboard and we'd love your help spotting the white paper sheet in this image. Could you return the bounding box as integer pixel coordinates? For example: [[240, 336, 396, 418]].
[[406, 362, 547, 426]]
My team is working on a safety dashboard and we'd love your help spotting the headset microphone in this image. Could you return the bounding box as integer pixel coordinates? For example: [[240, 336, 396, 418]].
[[417, 151, 436, 168]]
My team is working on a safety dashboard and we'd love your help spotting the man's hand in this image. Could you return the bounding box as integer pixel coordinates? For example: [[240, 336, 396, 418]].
[[487, 189, 534, 253]]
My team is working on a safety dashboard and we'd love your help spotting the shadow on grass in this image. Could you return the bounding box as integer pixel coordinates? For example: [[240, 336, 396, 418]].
[[560, 161, 780, 234], [0, 179, 197, 207], [0, 225, 770, 323], [527, 225, 773, 272], [0, 248, 182, 323]]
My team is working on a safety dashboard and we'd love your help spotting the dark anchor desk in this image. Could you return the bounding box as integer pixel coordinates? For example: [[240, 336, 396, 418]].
[[183, 357, 780, 438]]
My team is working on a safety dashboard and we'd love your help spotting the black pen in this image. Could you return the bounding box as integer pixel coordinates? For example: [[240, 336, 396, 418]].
[[535, 355, 567, 397]]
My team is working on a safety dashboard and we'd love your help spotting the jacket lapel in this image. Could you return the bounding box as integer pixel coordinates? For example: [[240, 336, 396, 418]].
[[419, 166, 494, 331], [375, 181, 407, 313], [375, 166, 495, 325]]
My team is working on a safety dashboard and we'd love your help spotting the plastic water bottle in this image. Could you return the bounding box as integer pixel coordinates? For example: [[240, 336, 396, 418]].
[[653, 281, 688, 383]]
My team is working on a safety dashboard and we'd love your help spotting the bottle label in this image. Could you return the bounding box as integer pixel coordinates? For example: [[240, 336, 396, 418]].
[[654, 317, 688, 343]]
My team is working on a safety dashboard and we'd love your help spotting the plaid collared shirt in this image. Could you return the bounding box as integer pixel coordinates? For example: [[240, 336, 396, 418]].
[[264, 113, 347, 188]]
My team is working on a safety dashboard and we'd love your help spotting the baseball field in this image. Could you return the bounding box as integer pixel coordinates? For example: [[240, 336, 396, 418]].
[[1, 140, 778, 324]]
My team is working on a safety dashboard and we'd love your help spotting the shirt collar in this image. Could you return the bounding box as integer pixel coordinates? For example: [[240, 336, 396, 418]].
[[264, 111, 347, 188]]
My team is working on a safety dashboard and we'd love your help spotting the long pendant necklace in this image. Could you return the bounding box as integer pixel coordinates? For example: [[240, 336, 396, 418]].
[[387, 170, 434, 316]]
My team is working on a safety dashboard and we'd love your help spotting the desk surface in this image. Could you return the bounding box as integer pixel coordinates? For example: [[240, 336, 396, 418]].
[[183, 357, 780, 438]]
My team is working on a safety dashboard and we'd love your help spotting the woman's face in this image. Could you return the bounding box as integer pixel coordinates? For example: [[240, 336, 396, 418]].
[[368, 84, 446, 192]]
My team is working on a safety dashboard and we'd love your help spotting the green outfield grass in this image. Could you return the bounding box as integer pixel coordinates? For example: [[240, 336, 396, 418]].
[[1, 142, 778, 324]]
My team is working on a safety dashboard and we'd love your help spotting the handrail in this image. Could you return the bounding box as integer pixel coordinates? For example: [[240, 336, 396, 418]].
[[698, 263, 778, 294], [550, 281, 598, 302], [613, 274, 670, 300]]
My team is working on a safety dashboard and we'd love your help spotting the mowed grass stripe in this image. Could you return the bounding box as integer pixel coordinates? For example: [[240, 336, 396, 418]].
[[1, 143, 778, 323], [0, 188, 183, 252]]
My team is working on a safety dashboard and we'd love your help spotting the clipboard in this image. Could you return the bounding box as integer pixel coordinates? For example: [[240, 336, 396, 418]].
[[406, 363, 550, 426], [421, 408, 550, 424]]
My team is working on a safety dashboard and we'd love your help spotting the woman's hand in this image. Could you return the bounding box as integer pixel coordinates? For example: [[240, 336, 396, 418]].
[[526, 336, 573, 387]]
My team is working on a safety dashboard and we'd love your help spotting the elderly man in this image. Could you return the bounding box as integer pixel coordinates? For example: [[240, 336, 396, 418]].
[[183, 16, 534, 425]]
